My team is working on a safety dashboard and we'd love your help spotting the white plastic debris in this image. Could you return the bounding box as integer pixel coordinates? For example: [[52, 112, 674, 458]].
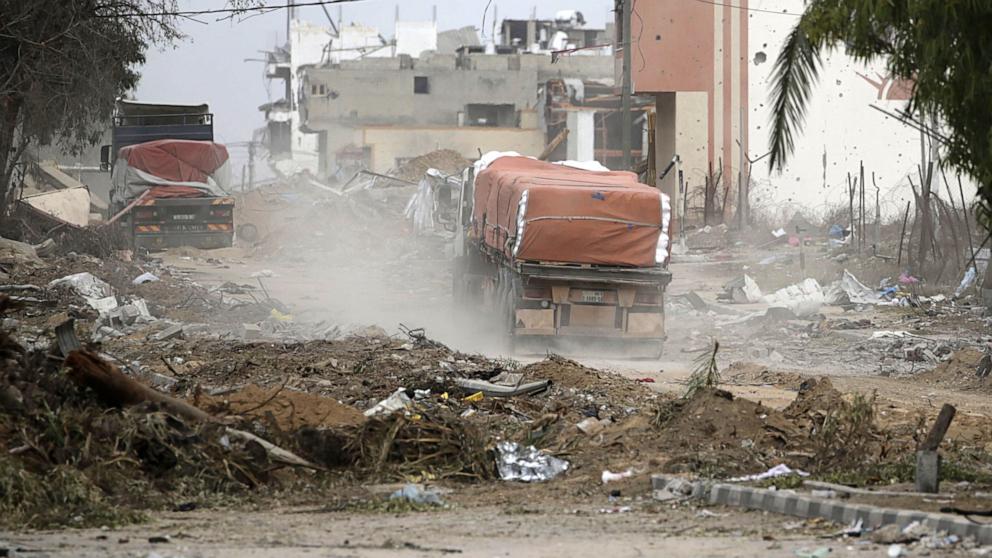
[[601, 469, 634, 484], [132, 272, 160, 285], [955, 266, 977, 298], [363, 388, 412, 417], [835, 269, 882, 304], [404, 176, 436, 234], [496, 441, 569, 482], [250, 269, 274, 278], [48, 272, 115, 311], [389, 484, 445, 506], [763, 278, 825, 316], [887, 544, 906, 558], [728, 463, 809, 482]]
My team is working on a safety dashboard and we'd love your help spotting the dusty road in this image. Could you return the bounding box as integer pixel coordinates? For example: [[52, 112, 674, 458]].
[[5, 501, 911, 558]]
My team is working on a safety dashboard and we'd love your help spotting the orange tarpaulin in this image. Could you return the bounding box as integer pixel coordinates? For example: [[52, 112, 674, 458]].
[[473, 157, 666, 268], [117, 139, 229, 184]]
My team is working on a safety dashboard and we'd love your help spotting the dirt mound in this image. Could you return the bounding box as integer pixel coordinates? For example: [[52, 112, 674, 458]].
[[784, 377, 845, 420], [654, 387, 801, 475], [200, 385, 366, 431], [917, 348, 991, 390], [393, 149, 470, 181]]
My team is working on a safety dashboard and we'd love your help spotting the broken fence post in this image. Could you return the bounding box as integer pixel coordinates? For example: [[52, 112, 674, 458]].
[[915, 403, 956, 493]]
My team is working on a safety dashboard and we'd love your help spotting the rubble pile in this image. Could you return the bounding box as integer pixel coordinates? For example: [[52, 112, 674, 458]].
[[392, 149, 470, 182]]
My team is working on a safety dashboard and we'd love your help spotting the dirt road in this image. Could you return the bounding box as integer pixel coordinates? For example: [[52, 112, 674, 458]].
[[7, 501, 898, 558]]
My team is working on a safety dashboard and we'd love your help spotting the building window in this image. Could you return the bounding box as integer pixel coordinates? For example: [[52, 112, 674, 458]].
[[414, 76, 430, 94], [311, 84, 318, 95], [318, 84, 326, 95]]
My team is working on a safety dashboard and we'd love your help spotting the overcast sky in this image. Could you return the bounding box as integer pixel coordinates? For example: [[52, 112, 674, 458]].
[[136, 0, 615, 156]]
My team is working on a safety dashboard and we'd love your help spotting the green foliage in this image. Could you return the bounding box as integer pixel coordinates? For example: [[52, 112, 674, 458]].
[[810, 390, 878, 472], [0, 0, 181, 212], [769, 0, 992, 225]]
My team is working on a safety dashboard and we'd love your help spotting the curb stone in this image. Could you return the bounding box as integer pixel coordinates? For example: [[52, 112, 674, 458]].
[[651, 474, 992, 544]]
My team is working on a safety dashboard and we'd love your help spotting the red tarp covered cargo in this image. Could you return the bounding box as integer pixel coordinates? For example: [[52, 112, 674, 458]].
[[472, 156, 671, 268], [111, 139, 231, 203]]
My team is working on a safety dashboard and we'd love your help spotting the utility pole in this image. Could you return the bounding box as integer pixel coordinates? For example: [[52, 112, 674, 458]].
[[620, 0, 633, 170], [248, 141, 256, 191]]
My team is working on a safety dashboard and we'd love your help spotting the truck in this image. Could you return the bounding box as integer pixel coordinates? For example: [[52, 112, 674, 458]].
[[452, 153, 673, 357], [102, 100, 234, 250]]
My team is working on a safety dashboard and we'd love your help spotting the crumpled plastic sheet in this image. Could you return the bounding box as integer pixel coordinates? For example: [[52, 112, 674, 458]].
[[389, 483, 445, 506], [496, 441, 569, 482], [404, 177, 436, 234]]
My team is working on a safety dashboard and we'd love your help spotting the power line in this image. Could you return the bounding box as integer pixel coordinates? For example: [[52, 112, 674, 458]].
[[692, 0, 801, 17], [93, 0, 362, 19]]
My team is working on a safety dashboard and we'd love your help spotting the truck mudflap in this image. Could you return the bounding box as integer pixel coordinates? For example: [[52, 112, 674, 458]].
[[131, 196, 234, 250]]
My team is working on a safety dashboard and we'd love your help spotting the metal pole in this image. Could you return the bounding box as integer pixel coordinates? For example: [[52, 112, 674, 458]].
[[248, 141, 256, 191], [620, 0, 633, 170], [738, 107, 745, 229]]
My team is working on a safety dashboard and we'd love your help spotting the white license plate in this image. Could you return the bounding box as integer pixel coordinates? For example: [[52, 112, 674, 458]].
[[581, 290, 605, 303], [172, 214, 196, 221]]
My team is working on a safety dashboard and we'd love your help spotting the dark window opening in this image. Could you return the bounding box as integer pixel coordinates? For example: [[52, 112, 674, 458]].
[[465, 104, 517, 127], [414, 76, 430, 94]]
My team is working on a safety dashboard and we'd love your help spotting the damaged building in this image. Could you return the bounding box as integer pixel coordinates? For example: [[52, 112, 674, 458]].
[[260, 12, 647, 179]]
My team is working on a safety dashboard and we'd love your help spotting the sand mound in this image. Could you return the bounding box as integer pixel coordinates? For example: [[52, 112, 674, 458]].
[[917, 348, 991, 390], [200, 385, 366, 431]]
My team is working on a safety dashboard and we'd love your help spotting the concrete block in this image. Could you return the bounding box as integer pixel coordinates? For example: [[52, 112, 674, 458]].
[[240, 323, 262, 340], [151, 324, 183, 342], [915, 450, 941, 493]]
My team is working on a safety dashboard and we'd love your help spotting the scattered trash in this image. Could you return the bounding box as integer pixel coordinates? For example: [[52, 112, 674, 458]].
[[131, 272, 160, 285], [634, 377, 655, 383], [463, 391, 484, 403], [887, 544, 905, 558], [601, 469, 634, 484], [250, 269, 274, 278], [728, 464, 809, 482], [597, 506, 632, 514], [364, 388, 413, 417], [389, 484, 445, 506], [495, 441, 569, 482]]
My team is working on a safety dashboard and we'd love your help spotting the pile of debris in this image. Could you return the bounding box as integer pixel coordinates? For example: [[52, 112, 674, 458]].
[[392, 149, 470, 182]]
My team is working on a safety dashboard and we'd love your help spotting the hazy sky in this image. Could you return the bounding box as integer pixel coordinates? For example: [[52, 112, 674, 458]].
[[137, 0, 615, 157]]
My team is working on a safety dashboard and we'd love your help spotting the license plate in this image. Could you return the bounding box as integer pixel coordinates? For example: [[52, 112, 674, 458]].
[[172, 214, 196, 221], [581, 290, 605, 303], [168, 224, 207, 232]]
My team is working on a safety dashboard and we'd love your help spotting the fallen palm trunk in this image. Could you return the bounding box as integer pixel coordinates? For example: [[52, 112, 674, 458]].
[[64, 349, 320, 470]]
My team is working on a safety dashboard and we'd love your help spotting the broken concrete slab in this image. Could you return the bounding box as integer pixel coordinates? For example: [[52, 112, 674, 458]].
[[150, 324, 184, 342]]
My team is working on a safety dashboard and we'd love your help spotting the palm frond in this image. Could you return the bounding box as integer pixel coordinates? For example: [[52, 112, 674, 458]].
[[684, 340, 720, 399], [767, 20, 824, 171]]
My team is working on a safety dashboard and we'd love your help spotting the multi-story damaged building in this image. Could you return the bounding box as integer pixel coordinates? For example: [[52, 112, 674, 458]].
[[259, 13, 644, 179], [299, 52, 614, 176]]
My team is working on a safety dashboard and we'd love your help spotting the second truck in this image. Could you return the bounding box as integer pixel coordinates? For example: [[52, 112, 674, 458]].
[[103, 100, 235, 250], [452, 153, 672, 357]]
